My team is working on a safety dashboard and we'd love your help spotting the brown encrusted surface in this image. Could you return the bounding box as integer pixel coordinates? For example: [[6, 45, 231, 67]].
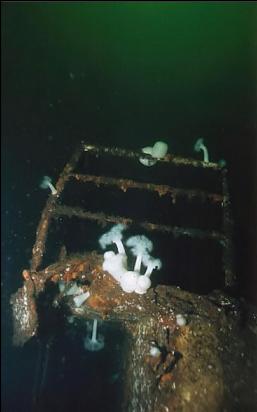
[[10, 271, 38, 346], [121, 288, 257, 412], [10, 253, 257, 411]]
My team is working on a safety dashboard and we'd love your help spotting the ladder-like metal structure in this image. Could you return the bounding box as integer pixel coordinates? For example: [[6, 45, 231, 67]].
[[30, 141, 236, 288]]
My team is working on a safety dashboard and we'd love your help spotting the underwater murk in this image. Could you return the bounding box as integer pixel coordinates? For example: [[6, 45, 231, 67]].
[[10, 141, 257, 412]]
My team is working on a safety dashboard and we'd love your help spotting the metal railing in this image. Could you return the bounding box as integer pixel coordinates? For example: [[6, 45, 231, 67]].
[[30, 141, 235, 288]]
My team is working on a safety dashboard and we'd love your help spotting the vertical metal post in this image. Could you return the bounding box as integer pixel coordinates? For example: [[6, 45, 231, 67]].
[[221, 168, 236, 287]]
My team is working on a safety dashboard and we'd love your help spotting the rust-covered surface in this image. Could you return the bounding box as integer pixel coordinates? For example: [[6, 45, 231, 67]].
[[10, 270, 38, 346], [10, 253, 257, 411]]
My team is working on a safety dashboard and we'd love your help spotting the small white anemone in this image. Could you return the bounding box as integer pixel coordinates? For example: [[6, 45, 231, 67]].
[[120, 271, 139, 293], [126, 235, 153, 272], [194, 138, 209, 163], [149, 345, 161, 357], [139, 141, 168, 166], [84, 319, 104, 352], [134, 275, 151, 295], [143, 256, 162, 277], [151, 141, 168, 159], [139, 146, 157, 167], [134, 256, 162, 294], [65, 282, 83, 296], [102, 250, 128, 282], [40, 176, 57, 195], [176, 314, 186, 326], [99, 224, 127, 254], [73, 291, 90, 307]]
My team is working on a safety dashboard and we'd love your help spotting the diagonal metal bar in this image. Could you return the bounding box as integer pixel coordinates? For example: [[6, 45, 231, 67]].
[[30, 142, 85, 272]]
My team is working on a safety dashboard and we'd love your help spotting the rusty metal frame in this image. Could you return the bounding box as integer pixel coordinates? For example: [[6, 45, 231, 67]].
[[30, 141, 235, 287]]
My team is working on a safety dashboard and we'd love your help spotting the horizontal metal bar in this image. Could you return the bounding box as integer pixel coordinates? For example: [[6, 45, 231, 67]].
[[83, 143, 221, 170], [53, 205, 227, 243], [69, 173, 224, 203]]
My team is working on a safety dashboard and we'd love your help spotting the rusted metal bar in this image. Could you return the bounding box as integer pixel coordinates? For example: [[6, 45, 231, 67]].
[[53, 204, 227, 243], [31, 196, 56, 272], [70, 173, 223, 204], [83, 143, 221, 170], [221, 169, 236, 287], [30, 142, 85, 272]]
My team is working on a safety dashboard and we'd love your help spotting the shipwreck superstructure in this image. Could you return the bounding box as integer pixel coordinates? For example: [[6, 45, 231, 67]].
[[10, 141, 256, 412]]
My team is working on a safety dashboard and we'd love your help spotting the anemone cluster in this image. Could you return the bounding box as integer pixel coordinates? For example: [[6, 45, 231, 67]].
[[99, 224, 162, 294]]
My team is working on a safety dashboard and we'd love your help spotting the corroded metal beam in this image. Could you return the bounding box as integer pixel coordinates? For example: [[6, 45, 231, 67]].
[[83, 143, 221, 170], [30, 142, 84, 272], [221, 169, 236, 287], [53, 204, 227, 243], [70, 173, 224, 204]]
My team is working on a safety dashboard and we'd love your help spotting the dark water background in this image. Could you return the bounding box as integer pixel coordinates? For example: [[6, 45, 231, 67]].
[[2, 2, 257, 411]]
